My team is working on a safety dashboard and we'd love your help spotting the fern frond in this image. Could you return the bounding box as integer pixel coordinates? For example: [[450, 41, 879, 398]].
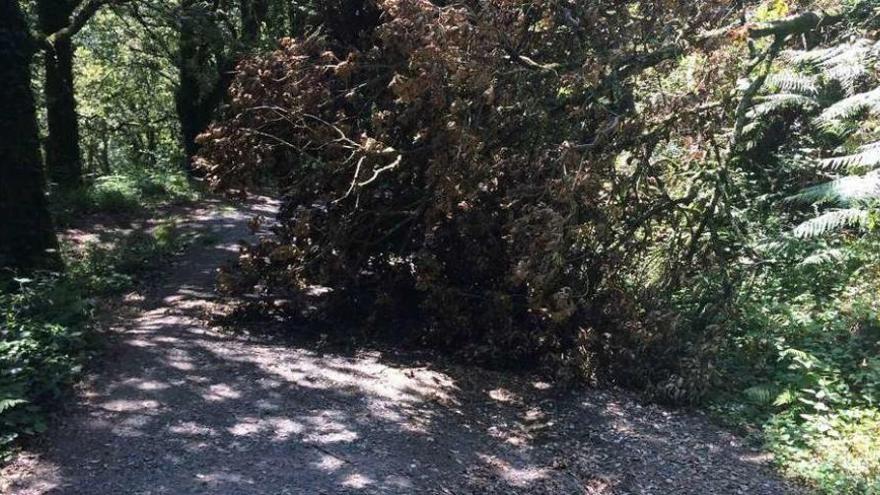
[[793, 208, 871, 238], [773, 389, 798, 407], [749, 93, 818, 118], [816, 87, 880, 123], [782, 39, 878, 70], [825, 63, 872, 94], [800, 247, 846, 266], [745, 384, 778, 405], [766, 71, 820, 96], [820, 141, 880, 170], [782, 40, 879, 95], [790, 172, 880, 205]]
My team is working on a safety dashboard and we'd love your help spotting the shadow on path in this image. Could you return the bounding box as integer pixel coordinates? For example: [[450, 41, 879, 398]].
[[2, 197, 802, 495]]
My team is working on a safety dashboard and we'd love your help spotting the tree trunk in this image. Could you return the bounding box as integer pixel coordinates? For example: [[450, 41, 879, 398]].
[[176, 0, 269, 173], [176, 0, 216, 173], [0, 0, 61, 272], [38, 0, 84, 190], [241, 0, 268, 45]]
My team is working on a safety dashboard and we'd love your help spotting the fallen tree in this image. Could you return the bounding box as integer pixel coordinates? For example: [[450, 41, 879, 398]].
[[195, 0, 777, 382]]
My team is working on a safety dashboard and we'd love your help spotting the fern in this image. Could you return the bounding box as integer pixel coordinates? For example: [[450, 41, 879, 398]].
[[800, 247, 846, 265], [760, 37, 880, 242], [816, 87, 880, 124], [745, 384, 778, 405], [781, 40, 879, 93], [766, 70, 820, 96], [793, 208, 871, 238], [821, 141, 880, 170], [790, 171, 880, 205], [749, 93, 819, 117]]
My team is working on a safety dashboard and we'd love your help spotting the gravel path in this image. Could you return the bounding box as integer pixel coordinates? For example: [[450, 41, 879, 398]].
[[1, 197, 804, 495]]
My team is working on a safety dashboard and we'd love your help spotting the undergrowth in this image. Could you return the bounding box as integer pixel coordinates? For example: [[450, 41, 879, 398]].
[[710, 236, 880, 493], [1, 214, 199, 461], [52, 166, 199, 224]]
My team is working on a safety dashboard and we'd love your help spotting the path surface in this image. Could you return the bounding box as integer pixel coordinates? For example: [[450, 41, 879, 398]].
[[2, 198, 804, 495]]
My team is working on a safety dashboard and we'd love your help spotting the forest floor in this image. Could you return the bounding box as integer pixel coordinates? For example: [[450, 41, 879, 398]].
[[1, 197, 805, 495]]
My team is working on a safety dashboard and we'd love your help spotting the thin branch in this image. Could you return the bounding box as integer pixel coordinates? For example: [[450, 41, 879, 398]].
[[43, 0, 125, 47]]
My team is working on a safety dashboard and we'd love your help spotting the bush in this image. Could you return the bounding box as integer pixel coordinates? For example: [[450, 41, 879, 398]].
[[0, 276, 91, 460], [704, 235, 880, 492]]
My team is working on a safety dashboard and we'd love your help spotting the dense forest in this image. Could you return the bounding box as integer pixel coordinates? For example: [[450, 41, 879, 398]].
[[2, 0, 880, 493]]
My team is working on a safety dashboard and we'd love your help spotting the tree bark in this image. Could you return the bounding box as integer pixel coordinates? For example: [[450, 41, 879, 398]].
[[748, 11, 843, 39], [176, 0, 269, 173], [0, 0, 61, 272], [38, 0, 84, 189], [241, 0, 268, 45], [176, 1, 217, 173]]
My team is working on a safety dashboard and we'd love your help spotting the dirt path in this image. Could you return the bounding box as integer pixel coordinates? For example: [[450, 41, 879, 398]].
[[2, 198, 804, 495]]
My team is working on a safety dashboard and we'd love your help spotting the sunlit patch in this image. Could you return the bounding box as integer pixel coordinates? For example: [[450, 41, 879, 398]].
[[133, 379, 170, 391], [169, 421, 216, 437], [204, 383, 242, 402], [100, 399, 161, 412], [488, 387, 521, 404], [477, 454, 550, 487], [194, 471, 254, 486], [127, 338, 156, 348], [228, 418, 262, 436], [584, 476, 617, 494], [313, 454, 345, 471], [167, 360, 195, 371], [302, 411, 359, 444], [341, 473, 373, 489], [269, 417, 304, 440]]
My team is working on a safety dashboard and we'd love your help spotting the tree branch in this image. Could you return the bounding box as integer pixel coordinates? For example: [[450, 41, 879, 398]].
[[748, 11, 843, 39], [43, 0, 123, 47]]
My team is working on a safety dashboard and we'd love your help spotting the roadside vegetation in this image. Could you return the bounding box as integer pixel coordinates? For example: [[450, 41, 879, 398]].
[[1, 204, 196, 460]]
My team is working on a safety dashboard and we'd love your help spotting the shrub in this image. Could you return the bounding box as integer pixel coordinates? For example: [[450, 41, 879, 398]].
[[53, 167, 199, 223], [0, 276, 91, 460]]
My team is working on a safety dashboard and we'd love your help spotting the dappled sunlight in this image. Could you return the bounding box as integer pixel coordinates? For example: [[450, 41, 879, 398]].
[[98, 399, 161, 413], [313, 453, 345, 472], [477, 453, 551, 487], [341, 472, 374, 488], [2, 197, 801, 495]]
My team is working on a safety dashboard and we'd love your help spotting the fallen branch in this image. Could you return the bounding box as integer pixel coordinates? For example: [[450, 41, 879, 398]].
[[748, 11, 843, 39]]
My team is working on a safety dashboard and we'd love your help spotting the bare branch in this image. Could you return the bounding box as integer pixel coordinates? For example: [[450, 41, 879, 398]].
[[748, 11, 843, 39]]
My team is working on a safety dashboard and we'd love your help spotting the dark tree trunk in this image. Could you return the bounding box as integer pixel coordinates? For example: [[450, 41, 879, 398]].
[[0, 0, 61, 272], [176, 0, 220, 173], [176, 0, 268, 173], [241, 0, 268, 45], [37, 0, 83, 190]]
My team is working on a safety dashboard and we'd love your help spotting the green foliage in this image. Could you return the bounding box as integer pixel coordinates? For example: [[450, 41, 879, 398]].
[[52, 166, 199, 224], [0, 276, 91, 460], [708, 229, 880, 491], [75, 8, 181, 174], [65, 220, 189, 295], [0, 216, 193, 459]]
